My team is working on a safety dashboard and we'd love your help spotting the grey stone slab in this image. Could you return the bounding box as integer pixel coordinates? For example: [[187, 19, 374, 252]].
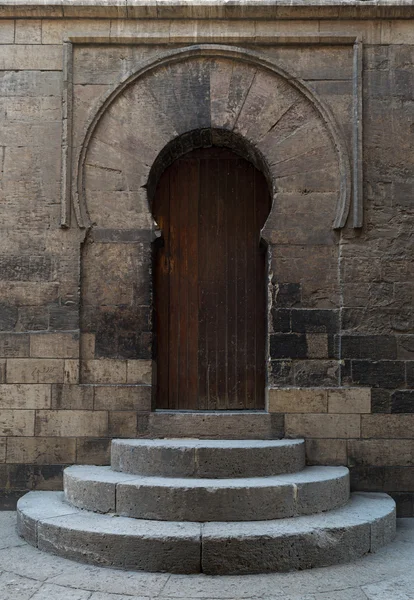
[[17, 491, 79, 546], [64, 466, 138, 513], [26, 493, 201, 573], [362, 575, 414, 600], [0, 571, 42, 600], [201, 493, 395, 575], [111, 438, 305, 478], [0, 544, 71, 581], [48, 565, 168, 597], [30, 582, 92, 600], [0, 512, 26, 549], [139, 411, 282, 439]]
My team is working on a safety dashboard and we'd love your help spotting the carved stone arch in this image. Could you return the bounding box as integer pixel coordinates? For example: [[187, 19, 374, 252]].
[[76, 44, 351, 233]]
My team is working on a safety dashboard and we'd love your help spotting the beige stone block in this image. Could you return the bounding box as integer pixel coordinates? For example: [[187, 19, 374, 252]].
[[306, 439, 348, 466], [15, 19, 41, 43], [348, 439, 414, 467], [81, 360, 127, 384], [0, 410, 34, 436], [82, 243, 136, 306], [361, 415, 414, 439], [76, 437, 110, 465], [94, 385, 151, 411], [0, 384, 50, 409], [0, 283, 59, 306], [126, 360, 152, 384], [306, 334, 329, 359], [51, 384, 94, 410], [0, 438, 6, 462], [268, 388, 327, 413], [7, 359, 64, 384], [328, 388, 371, 414], [0, 20, 14, 43], [255, 19, 319, 39], [0, 45, 62, 70], [30, 333, 79, 359], [169, 19, 255, 42], [109, 411, 137, 438], [6, 436, 76, 464], [64, 360, 80, 384], [285, 414, 360, 439], [319, 20, 382, 44], [3, 96, 61, 123], [35, 410, 108, 437], [0, 333, 29, 358], [80, 333, 95, 360], [389, 20, 414, 43], [42, 18, 110, 43]]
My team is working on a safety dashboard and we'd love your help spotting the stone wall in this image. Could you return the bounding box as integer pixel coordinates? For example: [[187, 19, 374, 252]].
[[0, 1, 413, 514]]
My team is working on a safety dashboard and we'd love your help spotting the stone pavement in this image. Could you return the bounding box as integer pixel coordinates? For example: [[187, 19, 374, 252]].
[[0, 511, 414, 600]]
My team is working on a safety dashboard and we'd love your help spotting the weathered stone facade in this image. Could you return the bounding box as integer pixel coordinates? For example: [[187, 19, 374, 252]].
[[0, 1, 414, 514]]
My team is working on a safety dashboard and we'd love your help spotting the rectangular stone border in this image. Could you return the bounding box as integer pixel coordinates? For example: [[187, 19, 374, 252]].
[[60, 33, 363, 229]]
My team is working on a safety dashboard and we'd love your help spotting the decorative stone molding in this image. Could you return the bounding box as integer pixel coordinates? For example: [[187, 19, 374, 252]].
[[64, 42, 357, 232]]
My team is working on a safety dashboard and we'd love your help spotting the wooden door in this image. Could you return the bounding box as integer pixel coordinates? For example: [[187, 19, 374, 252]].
[[153, 147, 271, 410]]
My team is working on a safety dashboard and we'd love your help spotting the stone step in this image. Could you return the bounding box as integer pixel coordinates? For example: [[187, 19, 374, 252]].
[[111, 438, 306, 478], [17, 491, 396, 575], [64, 464, 350, 521], [136, 411, 283, 439]]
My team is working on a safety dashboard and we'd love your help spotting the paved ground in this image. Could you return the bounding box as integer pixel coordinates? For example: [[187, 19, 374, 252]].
[[1, 512, 414, 599]]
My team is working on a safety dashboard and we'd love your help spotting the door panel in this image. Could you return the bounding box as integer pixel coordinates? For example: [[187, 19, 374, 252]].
[[153, 147, 271, 410]]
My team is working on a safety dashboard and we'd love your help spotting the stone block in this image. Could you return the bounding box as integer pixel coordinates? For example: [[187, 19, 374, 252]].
[[269, 333, 307, 359], [0, 71, 62, 97], [94, 385, 151, 411], [391, 390, 414, 413], [108, 411, 137, 438], [0, 384, 50, 409], [0, 45, 62, 70], [348, 439, 414, 467], [0, 361, 5, 384], [268, 388, 327, 413], [0, 410, 34, 436], [351, 360, 405, 389], [306, 334, 329, 358], [81, 360, 127, 384], [291, 309, 339, 333], [371, 389, 392, 413], [51, 384, 94, 410], [42, 18, 110, 44], [0, 438, 6, 462], [361, 414, 414, 439], [328, 388, 371, 414], [35, 410, 108, 437], [64, 360, 79, 384], [6, 437, 76, 464], [6, 359, 65, 384], [126, 360, 152, 384], [341, 335, 397, 360], [0, 334, 29, 358], [0, 283, 58, 307], [15, 19, 41, 43], [30, 333, 79, 359], [306, 439, 348, 466], [64, 465, 132, 513], [0, 20, 14, 43], [76, 438, 110, 465], [80, 333, 95, 360], [285, 414, 360, 439], [293, 360, 340, 387]]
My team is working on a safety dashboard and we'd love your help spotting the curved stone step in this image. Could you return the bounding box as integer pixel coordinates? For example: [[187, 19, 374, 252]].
[[64, 464, 350, 521], [111, 438, 306, 478], [17, 491, 396, 575]]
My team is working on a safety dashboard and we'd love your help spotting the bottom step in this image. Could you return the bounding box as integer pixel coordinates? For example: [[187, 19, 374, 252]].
[[17, 491, 395, 575]]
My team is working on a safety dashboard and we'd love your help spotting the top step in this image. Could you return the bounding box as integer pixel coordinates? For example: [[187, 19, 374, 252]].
[[137, 411, 283, 440], [112, 438, 305, 478]]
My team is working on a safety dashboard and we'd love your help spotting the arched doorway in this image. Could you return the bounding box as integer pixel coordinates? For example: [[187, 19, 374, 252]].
[[153, 146, 271, 410]]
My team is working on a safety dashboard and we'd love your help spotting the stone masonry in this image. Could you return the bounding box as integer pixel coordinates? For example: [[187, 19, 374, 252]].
[[0, 1, 413, 515]]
